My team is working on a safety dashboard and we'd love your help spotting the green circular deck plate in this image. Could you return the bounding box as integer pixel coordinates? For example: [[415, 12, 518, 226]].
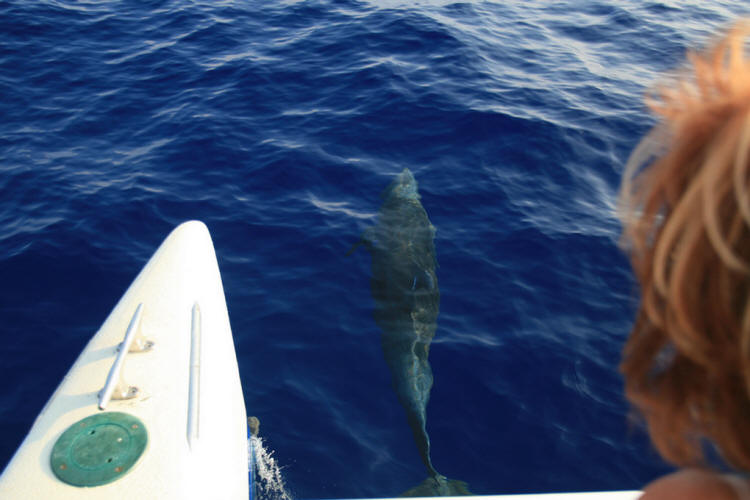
[[50, 412, 148, 487]]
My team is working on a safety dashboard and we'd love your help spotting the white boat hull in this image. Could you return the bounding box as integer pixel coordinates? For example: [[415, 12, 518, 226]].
[[0, 221, 248, 499]]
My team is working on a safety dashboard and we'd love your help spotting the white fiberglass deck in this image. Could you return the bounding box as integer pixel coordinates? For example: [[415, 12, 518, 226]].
[[0, 221, 248, 499]]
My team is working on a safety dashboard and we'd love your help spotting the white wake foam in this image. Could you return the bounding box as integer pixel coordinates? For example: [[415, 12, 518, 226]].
[[248, 436, 293, 500]]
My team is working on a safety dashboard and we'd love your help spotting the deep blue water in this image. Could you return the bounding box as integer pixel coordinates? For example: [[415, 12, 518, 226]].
[[1, 1, 749, 498]]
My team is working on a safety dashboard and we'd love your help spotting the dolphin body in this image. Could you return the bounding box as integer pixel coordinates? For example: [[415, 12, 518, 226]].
[[353, 169, 470, 497]]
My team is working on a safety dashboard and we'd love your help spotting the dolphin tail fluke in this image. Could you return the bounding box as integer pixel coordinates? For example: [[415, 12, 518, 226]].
[[400, 475, 472, 497]]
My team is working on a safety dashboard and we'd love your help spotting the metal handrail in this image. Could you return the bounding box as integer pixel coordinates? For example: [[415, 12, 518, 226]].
[[187, 302, 202, 449], [98, 303, 145, 410]]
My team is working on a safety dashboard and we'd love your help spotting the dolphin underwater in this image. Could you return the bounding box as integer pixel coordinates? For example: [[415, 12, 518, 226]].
[[352, 168, 470, 496]]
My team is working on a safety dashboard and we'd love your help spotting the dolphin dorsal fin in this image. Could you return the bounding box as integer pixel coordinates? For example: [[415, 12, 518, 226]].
[[410, 269, 435, 291]]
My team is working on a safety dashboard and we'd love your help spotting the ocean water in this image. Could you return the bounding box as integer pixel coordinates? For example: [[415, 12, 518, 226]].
[[1, 0, 748, 498]]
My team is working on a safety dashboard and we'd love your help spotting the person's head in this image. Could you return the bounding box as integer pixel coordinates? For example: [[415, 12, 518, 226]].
[[619, 21, 750, 470]]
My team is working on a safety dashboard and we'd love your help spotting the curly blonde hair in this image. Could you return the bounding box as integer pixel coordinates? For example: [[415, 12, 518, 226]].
[[620, 21, 750, 469]]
